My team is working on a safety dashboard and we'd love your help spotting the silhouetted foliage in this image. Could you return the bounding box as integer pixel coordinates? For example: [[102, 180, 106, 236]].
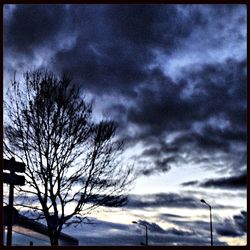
[[4, 70, 133, 245]]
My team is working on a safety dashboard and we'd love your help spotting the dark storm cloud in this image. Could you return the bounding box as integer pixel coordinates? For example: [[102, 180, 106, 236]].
[[4, 5, 68, 54], [134, 219, 199, 238], [4, 4, 246, 177], [126, 193, 237, 210], [127, 59, 246, 141], [4, 4, 207, 93], [104, 5, 206, 49], [53, 4, 200, 94], [159, 211, 246, 244], [163, 218, 226, 245], [233, 211, 247, 233], [181, 171, 247, 189], [125, 58, 246, 175], [216, 223, 243, 237], [216, 211, 247, 237], [72, 227, 222, 246], [135, 220, 165, 233], [63, 216, 227, 246]]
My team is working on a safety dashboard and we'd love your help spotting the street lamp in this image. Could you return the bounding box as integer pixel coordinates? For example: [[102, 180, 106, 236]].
[[200, 199, 213, 246], [132, 221, 148, 246]]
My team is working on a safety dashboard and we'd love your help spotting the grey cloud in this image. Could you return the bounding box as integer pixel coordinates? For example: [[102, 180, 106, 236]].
[[233, 211, 247, 233], [166, 227, 193, 236], [3, 5, 247, 246], [135, 220, 166, 234], [124, 58, 246, 176], [126, 193, 237, 210], [216, 220, 243, 237], [159, 213, 189, 220], [181, 172, 247, 189], [161, 212, 245, 244], [63, 216, 227, 246], [4, 5, 69, 54], [127, 59, 246, 142], [104, 5, 206, 49], [4, 4, 246, 179], [140, 156, 174, 176], [63, 211, 245, 245], [181, 181, 199, 187], [216, 211, 247, 237], [4, 4, 208, 94]]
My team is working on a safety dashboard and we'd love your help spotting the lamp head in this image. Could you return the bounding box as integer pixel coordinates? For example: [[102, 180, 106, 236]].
[[132, 221, 137, 224], [200, 199, 206, 203]]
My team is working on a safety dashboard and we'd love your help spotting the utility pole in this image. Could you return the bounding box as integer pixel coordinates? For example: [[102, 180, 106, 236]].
[[7, 174, 14, 246], [3, 158, 25, 246]]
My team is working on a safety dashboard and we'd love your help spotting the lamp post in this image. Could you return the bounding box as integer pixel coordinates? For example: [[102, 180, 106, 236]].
[[200, 199, 213, 246], [132, 221, 148, 246]]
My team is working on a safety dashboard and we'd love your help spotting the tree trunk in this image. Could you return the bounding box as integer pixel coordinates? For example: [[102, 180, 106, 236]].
[[49, 233, 59, 246]]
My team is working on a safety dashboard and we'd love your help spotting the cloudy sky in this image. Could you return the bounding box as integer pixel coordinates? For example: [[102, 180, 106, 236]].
[[3, 4, 247, 246]]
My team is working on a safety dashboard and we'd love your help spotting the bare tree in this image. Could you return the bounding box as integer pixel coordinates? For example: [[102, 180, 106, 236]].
[[4, 70, 133, 245]]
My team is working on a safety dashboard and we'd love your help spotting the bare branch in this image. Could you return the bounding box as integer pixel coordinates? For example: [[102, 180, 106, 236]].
[[4, 70, 134, 245]]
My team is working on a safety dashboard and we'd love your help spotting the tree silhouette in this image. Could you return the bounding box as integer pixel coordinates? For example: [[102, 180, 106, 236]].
[[4, 70, 133, 245]]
